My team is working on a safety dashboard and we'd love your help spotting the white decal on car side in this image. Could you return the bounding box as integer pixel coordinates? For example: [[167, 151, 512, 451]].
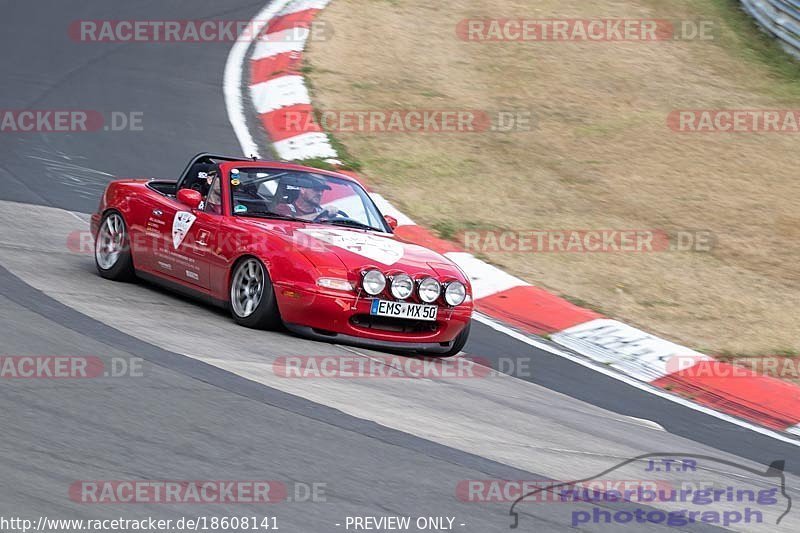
[[172, 211, 197, 249], [298, 228, 404, 265]]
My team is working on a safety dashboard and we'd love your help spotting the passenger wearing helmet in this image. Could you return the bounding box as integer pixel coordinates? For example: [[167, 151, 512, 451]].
[[275, 177, 338, 221]]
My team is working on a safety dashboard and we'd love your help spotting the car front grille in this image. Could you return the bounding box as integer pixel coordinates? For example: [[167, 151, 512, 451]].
[[350, 314, 439, 334]]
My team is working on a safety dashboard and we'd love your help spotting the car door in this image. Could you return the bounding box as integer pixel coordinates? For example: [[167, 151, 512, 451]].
[[179, 176, 224, 291], [151, 195, 220, 290], [135, 185, 177, 275]]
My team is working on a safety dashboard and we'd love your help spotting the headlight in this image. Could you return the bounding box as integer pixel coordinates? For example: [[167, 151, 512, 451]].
[[361, 269, 386, 296], [390, 273, 414, 300], [317, 277, 354, 291], [444, 281, 467, 306], [418, 277, 441, 303]]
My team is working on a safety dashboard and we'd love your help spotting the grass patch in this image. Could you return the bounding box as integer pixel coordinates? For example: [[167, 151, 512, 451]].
[[295, 157, 338, 171], [703, 0, 800, 94], [430, 219, 504, 241], [306, 0, 800, 357]]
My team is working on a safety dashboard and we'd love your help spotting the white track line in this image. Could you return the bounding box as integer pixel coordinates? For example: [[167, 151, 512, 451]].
[[251, 27, 310, 60], [473, 313, 800, 447], [223, 0, 296, 159], [223, 1, 800, 447], [251, 75, 310, 114]]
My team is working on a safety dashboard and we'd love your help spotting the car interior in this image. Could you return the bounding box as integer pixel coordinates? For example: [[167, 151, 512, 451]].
[[146, 154, 235, 199]]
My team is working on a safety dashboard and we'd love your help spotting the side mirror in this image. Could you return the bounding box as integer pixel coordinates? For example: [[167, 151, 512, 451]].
[[384, 215, 398, 230], [177, 188, 203, 209]]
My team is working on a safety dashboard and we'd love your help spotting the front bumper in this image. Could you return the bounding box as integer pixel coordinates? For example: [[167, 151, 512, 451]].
[[275, 284, 472, 351], [284, 323, 463, 354]]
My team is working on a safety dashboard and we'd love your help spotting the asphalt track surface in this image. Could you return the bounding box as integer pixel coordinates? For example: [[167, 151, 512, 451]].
[[0, 1, 798, 532]]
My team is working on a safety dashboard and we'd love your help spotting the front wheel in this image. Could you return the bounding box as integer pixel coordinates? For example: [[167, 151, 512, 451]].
[[94, 211, 135, 281], [229, 257, 281, 330], [437, 321, 471, 357]]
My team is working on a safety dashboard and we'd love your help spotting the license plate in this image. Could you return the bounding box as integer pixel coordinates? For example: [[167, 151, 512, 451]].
[[370, 299, 438, 321]]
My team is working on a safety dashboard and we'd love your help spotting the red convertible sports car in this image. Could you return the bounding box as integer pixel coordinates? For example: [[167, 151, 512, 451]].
[[91, 153, 473, 356]]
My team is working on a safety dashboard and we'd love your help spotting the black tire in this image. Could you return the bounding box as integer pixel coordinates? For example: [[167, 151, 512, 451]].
[[437, 321, 471, 357], [94, 211, 136, 282], [229, 257, 281, 330]]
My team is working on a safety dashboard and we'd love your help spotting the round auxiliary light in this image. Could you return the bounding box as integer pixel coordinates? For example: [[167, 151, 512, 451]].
[[361, 269, 386, 296], [390, 273, 414, 300], [444, 281, 467, 306], [418, 277, 441, 303]]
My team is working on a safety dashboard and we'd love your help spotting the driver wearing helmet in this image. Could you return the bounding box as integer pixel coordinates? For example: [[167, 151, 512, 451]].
[[276, 177, 338, 221], [187, 163, 218, 197]]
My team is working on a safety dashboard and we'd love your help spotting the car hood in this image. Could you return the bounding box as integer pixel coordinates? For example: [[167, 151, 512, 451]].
[[240, 219, 466, 279]]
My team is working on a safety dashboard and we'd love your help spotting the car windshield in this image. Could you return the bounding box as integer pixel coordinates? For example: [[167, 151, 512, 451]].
[[228, 168, 388, 232]]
